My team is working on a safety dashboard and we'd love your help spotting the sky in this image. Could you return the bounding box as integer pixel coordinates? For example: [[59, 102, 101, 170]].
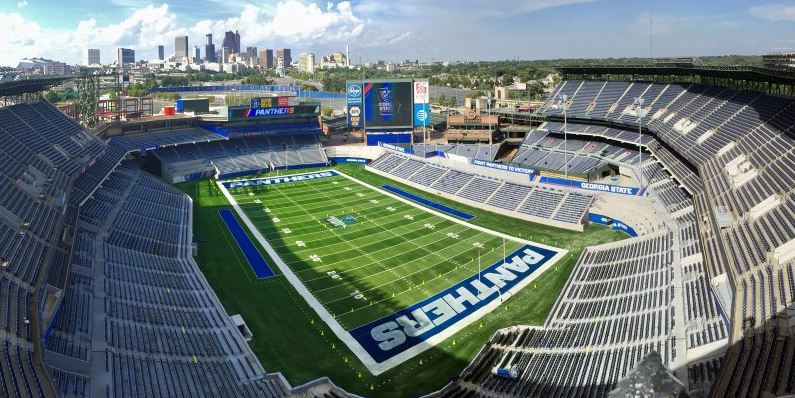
[[1, 0, 794, 66]]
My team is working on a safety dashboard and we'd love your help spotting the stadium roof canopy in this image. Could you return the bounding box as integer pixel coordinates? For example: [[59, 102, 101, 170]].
[[556, 64, 795, 85], [0, 76, 73, 97]]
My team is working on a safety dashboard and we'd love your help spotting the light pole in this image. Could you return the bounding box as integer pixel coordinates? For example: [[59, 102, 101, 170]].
[[557, 94, 569, 184], [487, 90, 492, 148], [634, 97, 644, 192]]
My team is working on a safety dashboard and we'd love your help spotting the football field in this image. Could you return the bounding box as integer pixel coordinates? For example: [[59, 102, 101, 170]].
[[216, 169, 565, 374]]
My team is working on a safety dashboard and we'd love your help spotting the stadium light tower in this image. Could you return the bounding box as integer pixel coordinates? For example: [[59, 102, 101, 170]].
[[557, 94, 569, 184], [634, 97, 644, 192], [487, 91, 493, 148]]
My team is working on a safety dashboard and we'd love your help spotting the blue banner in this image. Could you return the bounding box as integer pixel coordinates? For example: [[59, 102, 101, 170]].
[[223, 170, 338, 189], [413, 103, 430, 127], [228, 105, 320, 120], [378, 142, 414, 154], [588, 213, 638, 237], [349, 244, 559, 364], [540, 177, 641, 196], [470, 159, 536, 176], [328, 157, 369, 164]]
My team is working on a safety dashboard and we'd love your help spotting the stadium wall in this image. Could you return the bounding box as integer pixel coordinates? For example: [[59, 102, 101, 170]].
[[324, 145, 385, 160], [364, 164, 585, 231]]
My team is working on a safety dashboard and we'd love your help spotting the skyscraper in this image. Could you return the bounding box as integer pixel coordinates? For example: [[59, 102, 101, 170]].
[[117, 48, 135, 67], [299, 52, 315, 73], [87, 48, 100, 65], [194, 46, 200, 63], [175, 36, 189, 61], [276, 48, 292, 68], [246, 47, 258, 59], [158, 45, 164, 61], [205, 34, 216, 62], [222, 30, 240, 54], [258, 49, 273, 69]]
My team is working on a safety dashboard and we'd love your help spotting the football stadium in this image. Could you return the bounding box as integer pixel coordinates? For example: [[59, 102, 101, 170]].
[[2, 9, 795, 398]]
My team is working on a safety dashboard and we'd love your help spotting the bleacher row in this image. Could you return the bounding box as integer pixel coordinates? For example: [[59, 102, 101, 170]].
[[433, 145, 732, 396], [155, 134, 327, 176], [521, 121, 707, 198], [369, 152, 593, 225], [538, 79, 795, 396], [409, 143, 497, 161], [45, 163, 285, 397], [0, 99, 356, 397], [0, 101, 109, 398], [514, 125, 637, 174]]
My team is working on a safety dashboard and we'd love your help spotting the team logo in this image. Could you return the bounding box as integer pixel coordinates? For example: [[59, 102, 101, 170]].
[[414, 82, 428, 94], [349, 106, 361, 117], [466, 109, 478, 119], [348, 84, 362, 98], [416, 109, 427, 122]]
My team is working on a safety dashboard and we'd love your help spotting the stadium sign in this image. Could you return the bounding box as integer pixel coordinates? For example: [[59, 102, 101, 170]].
[[378, 142, 414, 154], [469, 159, 536, 176], [413, 103, 430, 127], [223, 171, 337, 189], [349, 244, 559, 364], [413, 81, 429, 104], [539, 176, 642, 196], [228, 105, 320, 120], [348, 84, 362, 101], [328, 157, 369, 164], [588, 213, 638, 237], [347, 81, 363, 128]]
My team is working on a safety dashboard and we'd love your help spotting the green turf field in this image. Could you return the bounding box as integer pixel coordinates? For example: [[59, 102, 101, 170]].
[[179, 164, 628, 397], [224, 170, 528, 331]]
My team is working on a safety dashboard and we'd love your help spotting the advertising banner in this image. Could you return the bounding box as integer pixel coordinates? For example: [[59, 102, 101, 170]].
[[539, 177, 641, 196], [413, 80, 430, 104], [347, 81, 363, 128], [228, 105, 320, 120], [469, 159, 536, 176], [413, 103, 430, 127]]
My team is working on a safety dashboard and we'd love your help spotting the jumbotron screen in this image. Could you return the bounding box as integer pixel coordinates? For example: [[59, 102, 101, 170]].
[[363, 82, 413, 128]]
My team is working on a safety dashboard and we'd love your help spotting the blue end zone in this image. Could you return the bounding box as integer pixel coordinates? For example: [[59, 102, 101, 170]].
[[218, 209, 275, 278], [382, 185, 474, 220]]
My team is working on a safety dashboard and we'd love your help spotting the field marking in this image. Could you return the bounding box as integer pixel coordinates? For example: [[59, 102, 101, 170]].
[[217, 170, 568, 375], [266, 181, 439, 306], [296, 222, 463, 278]]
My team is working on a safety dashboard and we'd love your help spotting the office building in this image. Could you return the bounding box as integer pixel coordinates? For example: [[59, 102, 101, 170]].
[[205, 34, 216, 62], [87, 48, 100, 65], [223, 30, 240, 54], [276, 48, 292, 68], [299, 52, 315, 73], [194, 46, 200, 63], [258, 49, 273, 69], [158, 45, 165, 61], [175, 36, 189, 61], [117, 48, 135, 66]]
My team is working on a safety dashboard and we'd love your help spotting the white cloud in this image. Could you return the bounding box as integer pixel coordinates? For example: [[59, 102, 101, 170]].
[[750, 3, 795, 22], [0, 1, 367, 66], [17, 0, 29, 8]]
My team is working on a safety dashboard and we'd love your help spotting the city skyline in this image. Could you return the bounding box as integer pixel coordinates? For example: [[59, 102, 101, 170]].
[[1, 0, 795, 66]]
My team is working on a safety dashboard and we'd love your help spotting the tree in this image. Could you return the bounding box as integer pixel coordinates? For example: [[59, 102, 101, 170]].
[[321, 106, 334, 117]]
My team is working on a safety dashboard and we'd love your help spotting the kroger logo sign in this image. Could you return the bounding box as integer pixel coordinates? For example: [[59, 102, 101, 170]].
[[348, 84, 362, 99]]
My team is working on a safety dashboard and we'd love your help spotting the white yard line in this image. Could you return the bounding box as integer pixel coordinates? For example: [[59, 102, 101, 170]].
[[216, 169, 568, 375]]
